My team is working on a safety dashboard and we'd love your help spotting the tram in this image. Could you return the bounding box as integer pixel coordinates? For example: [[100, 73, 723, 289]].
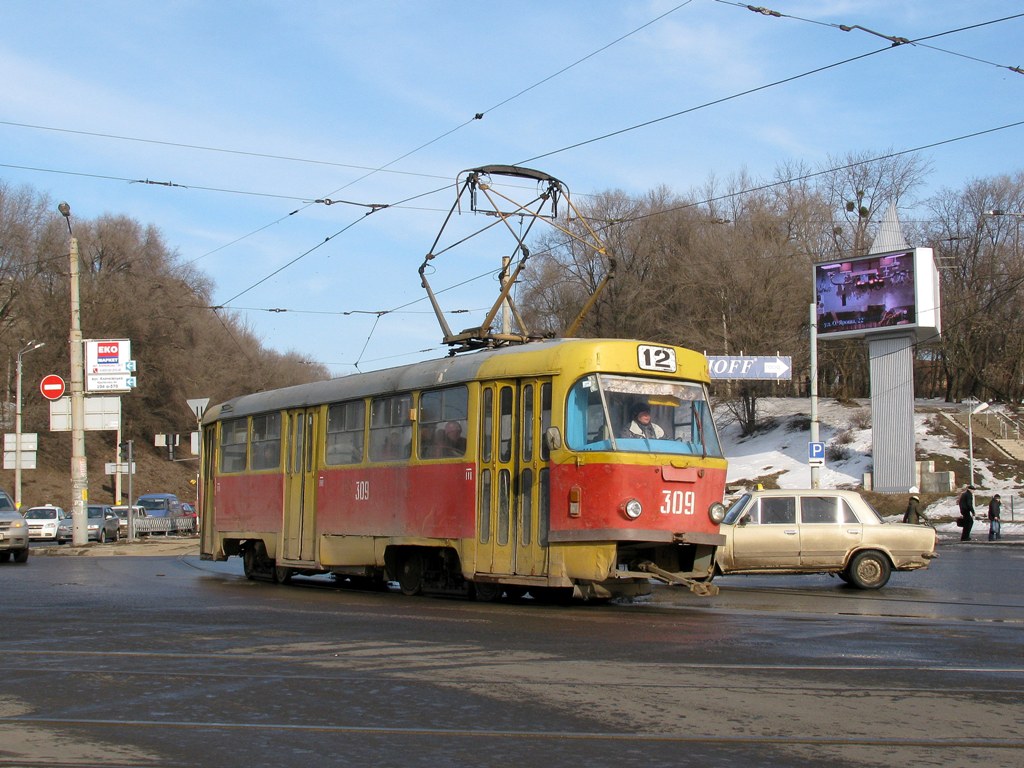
[[199, 337, 727, 599]]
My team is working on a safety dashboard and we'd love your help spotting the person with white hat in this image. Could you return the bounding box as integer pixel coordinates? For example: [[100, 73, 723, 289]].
[[902, 486, 925, 525]]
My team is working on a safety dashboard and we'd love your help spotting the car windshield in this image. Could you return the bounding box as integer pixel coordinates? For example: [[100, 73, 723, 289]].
[[87, 506, 105, 518], [722, 494, 752, 525], [25, 509, 57, 519], [565, 374, 723, 457], [138, 498, 169, 511]]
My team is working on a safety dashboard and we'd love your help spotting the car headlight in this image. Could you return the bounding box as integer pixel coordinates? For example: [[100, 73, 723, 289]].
[[621, 499, 643, 520], [10, 519, 26, 530], [708, 502, 726, 524]]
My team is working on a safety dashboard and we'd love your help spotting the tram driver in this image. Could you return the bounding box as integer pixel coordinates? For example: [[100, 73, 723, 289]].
[[620, 401, 665, 440]]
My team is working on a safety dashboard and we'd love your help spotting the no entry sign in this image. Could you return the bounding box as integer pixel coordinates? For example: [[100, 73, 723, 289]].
[[40, 374, 66, 400]]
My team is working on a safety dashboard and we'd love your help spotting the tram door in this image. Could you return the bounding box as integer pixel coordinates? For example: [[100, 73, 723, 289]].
[[199, 426, 218, 555], [478, 379, 549, 576], [282, 409, 318, 564]]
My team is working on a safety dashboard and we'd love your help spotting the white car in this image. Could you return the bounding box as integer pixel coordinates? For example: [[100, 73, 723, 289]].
[[714, 489, 937, 589], [23, 505, 72, 544]]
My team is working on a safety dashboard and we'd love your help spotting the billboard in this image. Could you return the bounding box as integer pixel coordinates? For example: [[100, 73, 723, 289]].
[[814, 248, 941, 341]]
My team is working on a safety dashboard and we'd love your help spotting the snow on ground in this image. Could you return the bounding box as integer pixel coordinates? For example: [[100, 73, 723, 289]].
[[717, 397, 1024, 539]]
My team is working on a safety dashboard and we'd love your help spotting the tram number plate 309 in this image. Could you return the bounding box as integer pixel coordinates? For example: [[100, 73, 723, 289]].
[[637, 345, 677, 373]]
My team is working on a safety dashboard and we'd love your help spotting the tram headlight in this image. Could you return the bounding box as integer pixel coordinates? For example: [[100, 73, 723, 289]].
[[708, 501, 726, 524], [621, 498, 643, 520]]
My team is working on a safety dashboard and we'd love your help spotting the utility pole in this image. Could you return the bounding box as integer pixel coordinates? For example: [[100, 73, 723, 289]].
[[59, 202, 89, 546], [809, 303, 820, 489]]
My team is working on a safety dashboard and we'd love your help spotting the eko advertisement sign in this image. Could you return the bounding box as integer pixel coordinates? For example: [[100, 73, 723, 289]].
[[85, 339, 136, 392]]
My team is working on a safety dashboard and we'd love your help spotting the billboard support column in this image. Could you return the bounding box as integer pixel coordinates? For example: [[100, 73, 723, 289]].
[[868, 333, 916, 491]]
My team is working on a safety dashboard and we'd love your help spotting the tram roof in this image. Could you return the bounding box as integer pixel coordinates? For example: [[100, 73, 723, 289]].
[[203, 338, 708, 423]]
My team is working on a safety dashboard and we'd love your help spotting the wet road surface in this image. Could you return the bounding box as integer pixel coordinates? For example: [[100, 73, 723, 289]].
[[1, 541, 1021, 767]]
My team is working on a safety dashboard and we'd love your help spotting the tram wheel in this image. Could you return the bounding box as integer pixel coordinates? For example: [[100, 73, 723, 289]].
[[243, 546, 259, 580], [397, 552, 424, 596], [472, 582, 502, 602], [273, 565, 292, 584]]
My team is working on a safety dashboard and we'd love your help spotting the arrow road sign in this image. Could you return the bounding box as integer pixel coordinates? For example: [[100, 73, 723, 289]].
[[706, 355, 792, 381], [40, 374, 66, 400]]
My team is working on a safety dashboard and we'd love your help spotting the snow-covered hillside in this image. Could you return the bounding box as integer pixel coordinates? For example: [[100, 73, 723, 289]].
[[716, 397, 1023, 538]]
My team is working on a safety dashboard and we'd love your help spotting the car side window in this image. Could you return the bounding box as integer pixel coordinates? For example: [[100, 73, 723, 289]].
[[801, 496, 839, 524], [758, 497, 796, 525], [838, 499, 860, 523]]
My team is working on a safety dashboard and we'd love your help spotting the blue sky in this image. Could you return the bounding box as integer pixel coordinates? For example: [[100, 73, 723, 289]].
[[2, 1, 1022, 377]]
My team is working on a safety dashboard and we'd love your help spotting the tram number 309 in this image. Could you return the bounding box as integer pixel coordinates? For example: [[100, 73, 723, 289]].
[[355, 480, 370, 501], [660, 489, 695, 515]]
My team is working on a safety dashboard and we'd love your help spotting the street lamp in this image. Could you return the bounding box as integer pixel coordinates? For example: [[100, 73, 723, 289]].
[[15, 340, 45, 509], [966, 398, 989, 487], [984, 210, 1023, 258]]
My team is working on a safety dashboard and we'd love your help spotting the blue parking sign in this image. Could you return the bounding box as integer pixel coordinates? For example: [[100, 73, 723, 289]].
[[808, 441, 825, 466]]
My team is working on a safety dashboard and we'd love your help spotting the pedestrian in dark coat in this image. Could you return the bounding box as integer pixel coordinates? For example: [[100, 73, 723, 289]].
[[988, 494, 1002, 541], [959, 485, 976, 541], [903, 487, 924, 524]]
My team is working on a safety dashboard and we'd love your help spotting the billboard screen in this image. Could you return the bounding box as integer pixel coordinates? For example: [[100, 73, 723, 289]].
[[814, 248, 940, 341]]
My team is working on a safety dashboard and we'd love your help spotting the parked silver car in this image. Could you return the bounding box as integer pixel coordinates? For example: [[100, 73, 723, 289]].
[[86, 505, 120, 543], [0, 489, 29, 563], [111, 505, 147, 537], [714, 489, 937, 589]]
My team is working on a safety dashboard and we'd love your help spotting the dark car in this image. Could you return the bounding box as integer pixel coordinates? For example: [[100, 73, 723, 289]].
[[85, 505, 120, 543]]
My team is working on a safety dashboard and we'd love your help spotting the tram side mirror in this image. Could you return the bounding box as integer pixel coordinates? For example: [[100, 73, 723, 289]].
[[543, 426, 562, 451]]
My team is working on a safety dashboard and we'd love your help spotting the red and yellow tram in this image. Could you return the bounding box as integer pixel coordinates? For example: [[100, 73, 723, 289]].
[[199, 338, 728, 600]]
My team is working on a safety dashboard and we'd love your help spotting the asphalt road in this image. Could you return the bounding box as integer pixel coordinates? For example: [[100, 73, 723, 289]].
[[1, 542, 1022, 768]]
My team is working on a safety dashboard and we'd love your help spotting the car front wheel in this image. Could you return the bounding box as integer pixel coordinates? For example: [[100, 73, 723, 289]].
[[845, 550, 891, 590]]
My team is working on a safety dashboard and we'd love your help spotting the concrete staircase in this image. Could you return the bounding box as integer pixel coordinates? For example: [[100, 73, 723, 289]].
[[945, 411, 1024, 461]]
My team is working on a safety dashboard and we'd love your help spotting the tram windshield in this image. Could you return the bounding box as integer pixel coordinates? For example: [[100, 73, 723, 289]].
[[565, 374, 723, 457]]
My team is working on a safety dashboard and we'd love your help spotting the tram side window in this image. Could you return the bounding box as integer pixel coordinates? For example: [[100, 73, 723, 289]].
[[539, 383, 551, 462], [565, 376, 609, 449], [499, 386, 513, 462], [220, 418, 248, 473], [419, 386, 468, 459], [369, 394, 412, 461], [326, 400, 365, 465], [250, 413, 282, 470]]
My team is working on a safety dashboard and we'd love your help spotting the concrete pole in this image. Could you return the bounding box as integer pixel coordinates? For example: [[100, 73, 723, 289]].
[[60, 202, 89, 546]]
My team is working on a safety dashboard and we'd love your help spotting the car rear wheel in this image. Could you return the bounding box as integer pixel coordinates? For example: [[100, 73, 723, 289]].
[[846, 550, 891, 590]]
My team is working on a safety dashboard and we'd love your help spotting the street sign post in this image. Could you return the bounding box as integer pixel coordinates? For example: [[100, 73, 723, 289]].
[[40, 374, 66, 400]]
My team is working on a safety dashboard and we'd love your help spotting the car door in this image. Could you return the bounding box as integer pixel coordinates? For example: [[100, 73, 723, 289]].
[[729, 495, 801, 569], [799, 495, 863, 567]]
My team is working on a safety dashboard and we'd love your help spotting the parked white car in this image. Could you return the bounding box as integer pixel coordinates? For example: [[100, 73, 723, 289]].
[[23, 505, 71, 544], [714, 489, 937, 589]]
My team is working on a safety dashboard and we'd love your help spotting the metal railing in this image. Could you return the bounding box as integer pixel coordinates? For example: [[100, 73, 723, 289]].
[[132, 516, 197, 536]]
